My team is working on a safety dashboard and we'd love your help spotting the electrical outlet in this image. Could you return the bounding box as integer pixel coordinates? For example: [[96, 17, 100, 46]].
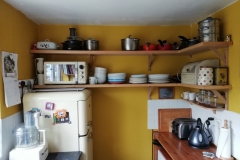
[[18, 79, 34, 87]]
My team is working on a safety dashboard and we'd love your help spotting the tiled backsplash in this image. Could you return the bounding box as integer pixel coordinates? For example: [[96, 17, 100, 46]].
[[0, 111, 23, 160], [148, 99, 240, 159]]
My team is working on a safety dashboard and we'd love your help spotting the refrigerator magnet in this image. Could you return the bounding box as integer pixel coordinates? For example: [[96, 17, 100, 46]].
[[45, 102, 54, 110], [53, 109, 70, 124]]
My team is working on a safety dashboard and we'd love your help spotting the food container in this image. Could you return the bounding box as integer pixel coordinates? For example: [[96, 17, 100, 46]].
[[121, 35, 140, 51], [198, 67, 213, 85], [213, 67, 228, 85], [84, 38, 99, 50], [37, 39, 58, 50], [199, 33, 220, 42]]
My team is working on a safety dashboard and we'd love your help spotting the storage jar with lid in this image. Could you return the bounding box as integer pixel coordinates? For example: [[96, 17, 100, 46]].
[[198, 67, 213, 85]]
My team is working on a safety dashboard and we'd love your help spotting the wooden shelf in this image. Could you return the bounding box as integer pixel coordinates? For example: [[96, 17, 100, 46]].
[[30, 42, 233, 56], [33, 83, 232, 89], [182, 99, 225, 112]]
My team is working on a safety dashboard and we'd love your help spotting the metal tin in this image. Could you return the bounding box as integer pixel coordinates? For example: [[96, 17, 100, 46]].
[[213, 67, 228, 85]]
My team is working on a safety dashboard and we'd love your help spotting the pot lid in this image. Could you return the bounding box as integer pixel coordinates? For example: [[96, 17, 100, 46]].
[[121, 35, 139, 40], [198, 17, 221, 24]]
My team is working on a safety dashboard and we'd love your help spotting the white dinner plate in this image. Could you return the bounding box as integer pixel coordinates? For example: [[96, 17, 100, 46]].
[[148, 80, 169, 83], [131, 74, 147, 78], [129, 81, 147, 84]]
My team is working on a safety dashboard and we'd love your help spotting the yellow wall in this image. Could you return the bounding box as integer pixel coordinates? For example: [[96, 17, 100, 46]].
[[0, 0, 38, 118], [1, 0, 240, 160], [37, 25, 191, 160]]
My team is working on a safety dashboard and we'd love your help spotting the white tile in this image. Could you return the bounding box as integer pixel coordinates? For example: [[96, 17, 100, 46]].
[[148, 105, 155, 114], [232, 134, 240, 159], [169, 100, 178, 108], [148, 100, 156, 108], [162, 100, 170, 108], [148, 122, 155, 129], [155, 100, 163, 108]]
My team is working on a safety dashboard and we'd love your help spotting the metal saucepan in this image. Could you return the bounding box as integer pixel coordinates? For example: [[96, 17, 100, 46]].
[[121, 35, 140, 51], [84, 38, 99, 50]]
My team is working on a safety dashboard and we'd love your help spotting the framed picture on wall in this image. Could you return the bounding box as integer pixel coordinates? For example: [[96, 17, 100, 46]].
[[158, 87, 174, 99]]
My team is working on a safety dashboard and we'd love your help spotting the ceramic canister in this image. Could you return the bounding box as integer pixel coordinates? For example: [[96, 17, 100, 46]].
[[198, 67, 213, 85]]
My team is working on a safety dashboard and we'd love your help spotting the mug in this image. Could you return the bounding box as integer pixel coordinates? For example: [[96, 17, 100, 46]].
[[37, 74, 44, 85], [89, 77, 97, 84], [181, 91, 189, 99], [188, 92, 196, 101]]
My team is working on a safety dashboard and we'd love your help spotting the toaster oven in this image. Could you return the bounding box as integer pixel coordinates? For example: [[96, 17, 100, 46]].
[[44, 61, 88, 84], [172, 118, 197, 140], [181, 59, 219, 84]]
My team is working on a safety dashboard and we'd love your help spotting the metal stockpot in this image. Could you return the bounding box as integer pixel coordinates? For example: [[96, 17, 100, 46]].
[[121, 35, 140, 51], [198, 17, 220, 28], [198, 26, 220, 34], [84, 38, 99, 50], [199, 33, 220, 42]]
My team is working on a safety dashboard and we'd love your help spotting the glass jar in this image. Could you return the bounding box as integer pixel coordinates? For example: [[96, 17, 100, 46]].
[[198, 89, 206, 103], [205, 90, 212, 105]]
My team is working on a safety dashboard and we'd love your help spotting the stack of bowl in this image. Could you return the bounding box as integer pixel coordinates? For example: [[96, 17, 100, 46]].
[[94, 67, 107, 84], [108, 73, 126, 84]]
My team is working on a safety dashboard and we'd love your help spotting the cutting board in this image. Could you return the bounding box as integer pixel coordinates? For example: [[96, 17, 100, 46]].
[[158, 108, 192, 132]]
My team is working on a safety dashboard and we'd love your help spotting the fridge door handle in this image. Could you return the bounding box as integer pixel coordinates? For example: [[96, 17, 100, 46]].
[[78, 129, 89, 137]]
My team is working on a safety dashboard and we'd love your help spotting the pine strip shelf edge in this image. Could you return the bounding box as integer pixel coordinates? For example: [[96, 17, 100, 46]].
[[30, 42, 233, 56]]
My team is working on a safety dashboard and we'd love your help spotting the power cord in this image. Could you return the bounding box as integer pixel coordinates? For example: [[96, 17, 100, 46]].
[[20, 81, 25, 102]]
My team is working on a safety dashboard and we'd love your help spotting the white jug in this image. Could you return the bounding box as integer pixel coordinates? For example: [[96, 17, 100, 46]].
[[35, 58, 44, 74]]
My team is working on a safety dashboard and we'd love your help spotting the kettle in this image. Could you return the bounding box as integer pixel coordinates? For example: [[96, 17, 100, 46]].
[[188, 118, 210, 149]]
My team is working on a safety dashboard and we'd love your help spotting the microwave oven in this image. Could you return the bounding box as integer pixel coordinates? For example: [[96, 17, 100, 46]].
[[44, 61, 88, 84]]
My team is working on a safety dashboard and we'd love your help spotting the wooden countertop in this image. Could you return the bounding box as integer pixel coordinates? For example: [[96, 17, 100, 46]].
[[153, 132, 219, 160]]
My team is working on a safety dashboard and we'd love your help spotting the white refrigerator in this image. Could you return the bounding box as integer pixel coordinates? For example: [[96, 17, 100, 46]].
[[23, 89, 93, 160]]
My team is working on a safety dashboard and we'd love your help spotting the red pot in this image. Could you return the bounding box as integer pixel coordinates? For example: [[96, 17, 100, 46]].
[[142, 44, 157, 50], [157, 43, 172, 50]]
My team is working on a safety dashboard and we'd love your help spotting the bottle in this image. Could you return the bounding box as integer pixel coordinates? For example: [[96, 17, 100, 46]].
[[205, 91, 212, 105], [198, 90, 205, 103]]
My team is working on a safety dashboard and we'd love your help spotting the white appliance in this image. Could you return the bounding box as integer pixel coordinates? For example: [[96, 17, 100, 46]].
[[23, 89, 93, 160], [44, 61, 88, 84], [181, 59, 219, 84]]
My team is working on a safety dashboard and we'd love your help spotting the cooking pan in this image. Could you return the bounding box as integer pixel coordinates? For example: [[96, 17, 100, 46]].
[[157, 40, 172, 50], [177, 36, 199, 50], [142, 41, 157, 50]]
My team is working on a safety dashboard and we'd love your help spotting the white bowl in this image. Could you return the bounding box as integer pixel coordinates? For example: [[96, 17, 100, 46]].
[[131, 74, 146, 78], [97, 78, 106, 84], [95, 67, 107, 71], [148, 74, 169, 79], [95, 70, 107, 74], [94, 72, 107, 77], [108, 73, 126, 77]]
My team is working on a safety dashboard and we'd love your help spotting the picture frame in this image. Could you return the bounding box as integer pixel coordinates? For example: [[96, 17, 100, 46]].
[[158, 87, 174, 99]]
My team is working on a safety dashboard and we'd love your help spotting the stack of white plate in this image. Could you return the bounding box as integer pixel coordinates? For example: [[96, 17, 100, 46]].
[[108, 73, 126, 84], [94, 67, 107, 84], [148, 74, 170, 83], [129, 74, 147, 84]]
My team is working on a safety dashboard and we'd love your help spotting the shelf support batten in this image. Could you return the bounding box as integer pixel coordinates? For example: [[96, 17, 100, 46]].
[[148, 87, 154, 99], [211, 89, 227, 108], [89, 55, 93, 70], [148, 55, 153, 71], [210, 47, 227, 66]]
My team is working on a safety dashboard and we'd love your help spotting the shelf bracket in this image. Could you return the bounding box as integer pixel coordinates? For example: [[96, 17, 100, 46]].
[[210, 47, 228, 66], [211, 89, 228, 110], [148, 55, 153, 71], [89, 55, 93, 70], [148, 87, 154, 99]]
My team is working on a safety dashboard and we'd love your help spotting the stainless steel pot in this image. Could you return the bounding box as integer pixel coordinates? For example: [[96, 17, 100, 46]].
[[84, 38, 99, 50], [198, 17, 220, 28], [121, 35, 140, 51], [199, 33, 220, 42], [198, 26, 220, 34]]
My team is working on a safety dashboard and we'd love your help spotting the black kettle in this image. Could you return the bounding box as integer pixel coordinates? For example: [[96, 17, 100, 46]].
[[188, 118, 210, 149]]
